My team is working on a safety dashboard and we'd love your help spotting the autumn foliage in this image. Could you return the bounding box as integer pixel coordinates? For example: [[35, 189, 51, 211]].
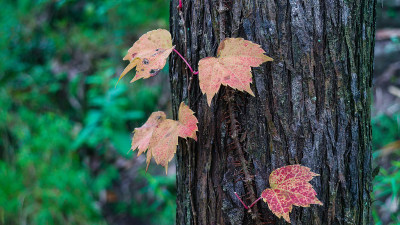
[[130, 102, 198, 174], [118, 29, 174, 83], [198, 38, 273, 105], [261, 165, 323, 223], [119, 29, 322, 223]]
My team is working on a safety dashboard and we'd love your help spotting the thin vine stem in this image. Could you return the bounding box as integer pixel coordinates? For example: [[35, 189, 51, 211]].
[[173, 49, 198, 75], [234, 192, 249, 209], [248, 197, 263, 209], [234, 193, 263, 210], [178, 0, 182, 10]]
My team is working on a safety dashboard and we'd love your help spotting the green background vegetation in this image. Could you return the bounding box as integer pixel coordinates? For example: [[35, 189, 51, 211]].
[[0, 1, 173, 224], [0, 0, 399, 224]]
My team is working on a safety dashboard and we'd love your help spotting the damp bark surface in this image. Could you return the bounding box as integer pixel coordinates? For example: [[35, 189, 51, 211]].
[[169, 0, 376, 224]]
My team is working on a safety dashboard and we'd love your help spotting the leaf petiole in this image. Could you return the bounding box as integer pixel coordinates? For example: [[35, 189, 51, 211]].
[[248, 197, 262, 208], [178, 0, 182, 10], [234, 192, 249, 209], [234, 192, 263, 210], [173, 49, 199, 75]]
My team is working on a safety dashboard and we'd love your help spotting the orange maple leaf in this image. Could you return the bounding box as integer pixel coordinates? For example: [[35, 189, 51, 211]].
[[118, 29, 174, 84], [198, 38, 273, 105], [261, 165, 323, 223], [131, 102, 198, 174]]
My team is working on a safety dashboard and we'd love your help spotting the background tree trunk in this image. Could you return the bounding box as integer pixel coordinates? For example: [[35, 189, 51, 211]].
[[169, 0, 376, 224]]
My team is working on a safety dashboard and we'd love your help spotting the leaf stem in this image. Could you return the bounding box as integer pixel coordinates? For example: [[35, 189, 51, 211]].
[[234, 192, 249, 210], [248, 196, 262, 209], [173, 49, 199, 75], [178, 0, 182, 10], [234, 192, 262, 210]]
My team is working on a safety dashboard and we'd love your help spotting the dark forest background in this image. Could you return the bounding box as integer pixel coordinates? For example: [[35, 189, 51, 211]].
[[0, 0, 399, 224]]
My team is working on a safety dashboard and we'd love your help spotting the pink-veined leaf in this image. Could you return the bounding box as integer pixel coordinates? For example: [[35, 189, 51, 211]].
[[261, 165, 323, 223]]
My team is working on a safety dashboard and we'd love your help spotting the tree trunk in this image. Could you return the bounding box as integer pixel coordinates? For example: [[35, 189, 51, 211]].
[[169, 0, 376, 224]]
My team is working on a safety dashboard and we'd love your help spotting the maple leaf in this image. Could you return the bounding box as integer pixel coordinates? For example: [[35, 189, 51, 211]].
[[118, 29, 174, 84], [198, 38, 273, 105], [131, 102, 198, 174], [261, 165, 323, 223], [130, 111, 166, 157]]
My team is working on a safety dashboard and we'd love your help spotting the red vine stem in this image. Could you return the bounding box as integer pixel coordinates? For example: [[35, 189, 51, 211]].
[[234, 192, 249, 210], [173, 49, 199, 75], [234, 193, 263, 210], [178, 0, 182, 10], [248, 197, 263, 209]]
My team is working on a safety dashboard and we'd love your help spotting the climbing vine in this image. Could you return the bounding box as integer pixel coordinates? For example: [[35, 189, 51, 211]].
[[117, 26, 323, 223]]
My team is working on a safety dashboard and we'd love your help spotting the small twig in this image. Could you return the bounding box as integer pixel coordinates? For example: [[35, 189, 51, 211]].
[[226, 89, 262, 224], [234, 192, 249, 209], [173, 49, 199, 75]]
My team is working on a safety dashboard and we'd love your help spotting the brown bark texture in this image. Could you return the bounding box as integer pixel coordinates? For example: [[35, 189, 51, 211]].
[[169, 0, 376, 224]]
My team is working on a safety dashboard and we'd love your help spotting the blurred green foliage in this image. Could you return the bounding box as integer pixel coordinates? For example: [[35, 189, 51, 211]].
[[0, 101, 108, 224], [372, 111, 400, 225], [111, 172, 176, 225], [0, 0, 173, 224]]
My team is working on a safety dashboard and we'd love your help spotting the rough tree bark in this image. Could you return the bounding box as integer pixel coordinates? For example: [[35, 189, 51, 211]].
[[169, 0, 376, 224]]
